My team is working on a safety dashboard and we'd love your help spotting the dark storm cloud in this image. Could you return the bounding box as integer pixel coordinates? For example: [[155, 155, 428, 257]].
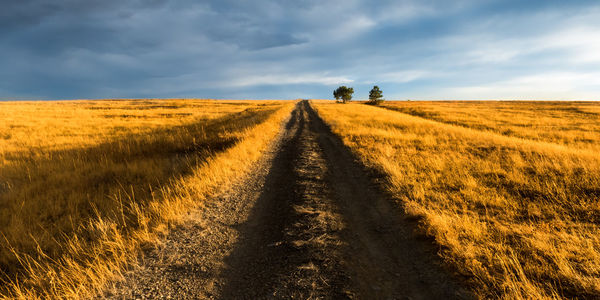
[[1, 0, 600, 100]]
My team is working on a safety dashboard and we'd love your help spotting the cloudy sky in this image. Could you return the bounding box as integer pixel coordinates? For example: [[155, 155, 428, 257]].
[[2, 0, 600, 100]]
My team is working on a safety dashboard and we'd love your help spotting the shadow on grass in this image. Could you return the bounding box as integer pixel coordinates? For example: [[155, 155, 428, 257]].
[[0, 107, 278, 280]]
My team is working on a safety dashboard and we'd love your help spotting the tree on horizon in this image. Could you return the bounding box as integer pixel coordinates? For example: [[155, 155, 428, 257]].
[[368, 85, 384, 104], [333, 86, 354, 103]]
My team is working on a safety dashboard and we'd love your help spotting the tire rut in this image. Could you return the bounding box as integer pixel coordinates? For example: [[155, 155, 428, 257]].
[[219, 101, 353, 299], [305, 101, 470, 299]]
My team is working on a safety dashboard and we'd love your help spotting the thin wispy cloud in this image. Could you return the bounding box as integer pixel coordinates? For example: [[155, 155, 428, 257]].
[[1, 0, 598, 100]]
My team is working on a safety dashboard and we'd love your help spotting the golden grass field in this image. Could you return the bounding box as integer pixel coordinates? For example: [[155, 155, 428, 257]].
[[381, 101, 600, 152], [2, 98, 599, 299], [0, 99, 294, 298], [313, 100, 600, 299]]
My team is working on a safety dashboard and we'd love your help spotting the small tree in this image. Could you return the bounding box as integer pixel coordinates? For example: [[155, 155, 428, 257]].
[[333, 89, 341, 102], [368, 85, 384, 104], [333, 86, 354, 103]]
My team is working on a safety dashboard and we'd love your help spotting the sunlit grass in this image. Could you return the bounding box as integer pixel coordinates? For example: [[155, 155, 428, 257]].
[[313, 101, 600, 299], [380, 101, 600, 151], [0, 99, 294, 299], [0, 99, 270, 157]]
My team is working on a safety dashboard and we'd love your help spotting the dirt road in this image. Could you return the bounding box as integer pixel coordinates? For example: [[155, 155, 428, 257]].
[[104, 101, 469, 299]]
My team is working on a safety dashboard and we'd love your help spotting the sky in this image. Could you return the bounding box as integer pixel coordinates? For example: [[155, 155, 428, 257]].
[[2, 0, 600, 100]]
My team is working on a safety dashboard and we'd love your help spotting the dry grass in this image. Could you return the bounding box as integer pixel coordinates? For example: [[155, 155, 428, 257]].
[[312, 100, 600, 299], [0, 99, 294, 299], [381, 101, 600, 151]]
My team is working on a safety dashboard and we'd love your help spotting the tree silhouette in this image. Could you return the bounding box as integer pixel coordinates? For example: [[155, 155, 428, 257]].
[[368, 85, 384, 104], [333, 86, 354, 103]]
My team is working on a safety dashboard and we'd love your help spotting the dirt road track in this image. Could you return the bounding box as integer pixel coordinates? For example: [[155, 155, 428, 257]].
[[104, 101, 470, 299]]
